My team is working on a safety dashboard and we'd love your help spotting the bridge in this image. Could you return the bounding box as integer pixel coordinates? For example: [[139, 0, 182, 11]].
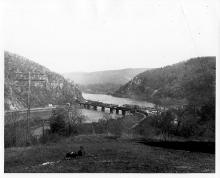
[[77, 100, 147, 116]]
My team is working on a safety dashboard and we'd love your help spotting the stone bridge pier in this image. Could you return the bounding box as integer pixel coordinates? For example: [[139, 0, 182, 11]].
[[79, 102, 128, 116], [93, 106, 97, 111], [122, 110, 126, 116], [85, 104, 90, 109]]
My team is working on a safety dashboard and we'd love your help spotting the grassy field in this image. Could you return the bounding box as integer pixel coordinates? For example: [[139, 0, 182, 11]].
[[4, 134, 215, 173]]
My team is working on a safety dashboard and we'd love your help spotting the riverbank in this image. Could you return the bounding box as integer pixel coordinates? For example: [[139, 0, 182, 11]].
[[4, 134, 215, 173]]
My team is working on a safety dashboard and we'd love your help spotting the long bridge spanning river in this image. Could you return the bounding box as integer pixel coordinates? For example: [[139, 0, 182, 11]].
[[77, 100, 149, 117]]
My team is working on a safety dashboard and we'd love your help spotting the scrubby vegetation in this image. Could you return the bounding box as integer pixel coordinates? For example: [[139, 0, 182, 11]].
[[134, 105, 215, 141], [49, 109, 124, 138], [46, 108, 142, 142], [4, 113, 49, 148]]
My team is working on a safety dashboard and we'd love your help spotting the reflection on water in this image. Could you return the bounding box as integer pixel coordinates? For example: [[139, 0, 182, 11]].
[[80, 93, 153, 123], [80, 109, 121, 123]]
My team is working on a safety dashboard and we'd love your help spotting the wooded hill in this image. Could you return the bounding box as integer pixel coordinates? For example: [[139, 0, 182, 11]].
[[4, 51, 83, 110], [114, 57, 216, 107], [63, 68, 148, 94]]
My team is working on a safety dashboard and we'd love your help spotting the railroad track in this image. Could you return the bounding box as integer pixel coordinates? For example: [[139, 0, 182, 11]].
[[5, 107, 56, 114]]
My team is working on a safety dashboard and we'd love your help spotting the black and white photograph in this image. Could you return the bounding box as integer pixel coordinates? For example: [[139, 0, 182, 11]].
[[1, 0, 219, 175]]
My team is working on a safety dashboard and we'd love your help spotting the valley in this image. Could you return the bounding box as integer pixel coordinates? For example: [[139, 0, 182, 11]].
[[4, 52, 216, 173], [63, 68, 149, 94]]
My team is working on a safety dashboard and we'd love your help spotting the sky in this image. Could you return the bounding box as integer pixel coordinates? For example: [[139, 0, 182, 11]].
[[2, 0, 218, 73]]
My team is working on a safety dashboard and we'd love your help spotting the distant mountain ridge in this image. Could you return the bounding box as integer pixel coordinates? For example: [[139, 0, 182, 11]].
[[63, 68, 148, 85], [114, 57, 216, 106], [4, 51, 83, 110], [63, 68, 149, 94]]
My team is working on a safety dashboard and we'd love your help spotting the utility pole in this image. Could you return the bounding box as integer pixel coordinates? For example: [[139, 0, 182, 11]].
[[14, 72, 46, 145], [26, 72, 31, 144]]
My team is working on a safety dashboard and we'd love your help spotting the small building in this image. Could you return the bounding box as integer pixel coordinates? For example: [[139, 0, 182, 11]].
[[48, 104, 53, 107]]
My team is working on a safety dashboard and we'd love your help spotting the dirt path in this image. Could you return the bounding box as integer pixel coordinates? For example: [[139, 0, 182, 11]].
[[130, 112, 147, 129]]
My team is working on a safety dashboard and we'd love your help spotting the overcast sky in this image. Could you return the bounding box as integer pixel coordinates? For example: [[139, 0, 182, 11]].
[[2, 0, 218, 73]]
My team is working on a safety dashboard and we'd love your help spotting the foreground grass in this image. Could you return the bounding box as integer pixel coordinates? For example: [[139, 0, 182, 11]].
[[4, 134, 215, 173]]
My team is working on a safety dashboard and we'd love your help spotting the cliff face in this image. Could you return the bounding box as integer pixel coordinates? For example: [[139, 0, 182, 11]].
[[114, 57, 216, 106], [4, 51, 83, 110]]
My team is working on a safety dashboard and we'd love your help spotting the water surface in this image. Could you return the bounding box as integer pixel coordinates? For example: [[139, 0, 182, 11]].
[[80, 93, 153, 123], [82, 93, 154, 107]]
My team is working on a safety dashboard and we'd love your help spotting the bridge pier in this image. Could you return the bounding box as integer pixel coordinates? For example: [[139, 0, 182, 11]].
[[110, 108, 113, 114], [93, 106, 97, 110], [122, 110, 126, 116], [116, 109, 119, 114], [101, 106, 105, 112]]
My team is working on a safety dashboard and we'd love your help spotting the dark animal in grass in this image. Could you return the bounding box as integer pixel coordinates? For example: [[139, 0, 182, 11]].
[[65, 146, 86, 160], [65, 151, 78, 160]]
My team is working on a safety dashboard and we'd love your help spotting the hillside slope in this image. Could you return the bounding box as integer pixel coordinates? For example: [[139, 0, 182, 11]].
[[63, 68, 149, 94], [63, 68, 148, 85], [114, 57, 216, 106], [4, 135, 215, 173], [4, 51, 83, 110]]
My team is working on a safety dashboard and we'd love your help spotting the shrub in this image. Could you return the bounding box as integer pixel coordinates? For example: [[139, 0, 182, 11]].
[[49, 110, 66, 135], [177, 114, 199, 137], [49, 106, 85, 136], [148, 110, 176, 140]]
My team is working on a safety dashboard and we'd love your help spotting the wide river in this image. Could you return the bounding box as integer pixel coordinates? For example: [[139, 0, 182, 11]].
[[82, 93, 154, 107], [80, 93, 154, 123]]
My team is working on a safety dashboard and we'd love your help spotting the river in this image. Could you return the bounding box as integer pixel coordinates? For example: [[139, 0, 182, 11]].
[[80, 93, 154, 123], [82, 93, 154, 107]]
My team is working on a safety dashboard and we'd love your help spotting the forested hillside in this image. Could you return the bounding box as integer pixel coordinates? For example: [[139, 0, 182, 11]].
[[4, 51, 83, 110], [63, 68, 148, 85], [114, 57, 216, 107], [114, 57, 215, 140], [79, 83, 123, 94], [63, 68, 148, 94]]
